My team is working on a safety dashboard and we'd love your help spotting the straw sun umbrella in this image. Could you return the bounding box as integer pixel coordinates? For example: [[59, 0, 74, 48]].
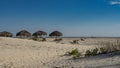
[[32, 31, 47, 41], [49, 31, 63, 40], [0, 31, 13, 37], [49, 31, 63, 37], [16, 30, 31, 38], [32, 31, 47, 38]]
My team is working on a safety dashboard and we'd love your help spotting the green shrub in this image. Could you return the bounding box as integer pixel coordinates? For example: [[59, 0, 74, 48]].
[[85, 50, 92, 57], [92, 48, 99, 56], [66, 48, 81, 58], [100, 47, 107, 54], [73, 53, 82, 58], [68, 48, 79, 56], [85, 48, 99, 57]]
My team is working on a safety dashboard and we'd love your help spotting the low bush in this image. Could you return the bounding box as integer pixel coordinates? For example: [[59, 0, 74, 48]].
[[66, 48, 81, 58], [92, 48, 99, 56], [85, 50, 92, 57], [73, 53, 82, 59], [100, 47, 107, 54], [68, 48, 79, 56], [85, 48, 99, 57], [66, 40, 120, 58]]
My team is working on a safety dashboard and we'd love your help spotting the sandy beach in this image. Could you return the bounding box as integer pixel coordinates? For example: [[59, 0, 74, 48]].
[[0, 37, 119, 68], [1, 0, 120, 68]]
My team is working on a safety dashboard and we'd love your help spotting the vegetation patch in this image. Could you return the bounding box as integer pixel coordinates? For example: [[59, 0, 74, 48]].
[[99, 47, 107, 54], [85, 48, 99, 57], [65, 48, 82, 58], [64, 40, 120, 59]]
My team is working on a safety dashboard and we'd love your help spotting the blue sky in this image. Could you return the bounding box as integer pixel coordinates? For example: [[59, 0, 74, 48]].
[[0, 0, 120, 37]]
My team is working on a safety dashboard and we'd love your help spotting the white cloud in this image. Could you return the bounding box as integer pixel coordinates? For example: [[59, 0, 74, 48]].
[[110, 1, 120, 5]]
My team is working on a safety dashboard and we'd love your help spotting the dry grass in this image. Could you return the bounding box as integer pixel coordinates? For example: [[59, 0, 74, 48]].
[[66, 39, 120, 58], [98, 39, 120, 53]]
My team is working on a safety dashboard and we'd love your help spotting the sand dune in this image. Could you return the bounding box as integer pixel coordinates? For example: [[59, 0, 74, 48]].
[[0, 37, 119, 68]]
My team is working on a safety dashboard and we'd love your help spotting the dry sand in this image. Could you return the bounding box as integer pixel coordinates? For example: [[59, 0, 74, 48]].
[[0, 37, 119, 68]]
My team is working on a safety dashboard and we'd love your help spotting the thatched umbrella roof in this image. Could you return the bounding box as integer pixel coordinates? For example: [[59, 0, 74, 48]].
[[16, 30, 31, 37], [49, 31, 63, 37], [0, 31, 13, 37], [32, 31, 47, 37]]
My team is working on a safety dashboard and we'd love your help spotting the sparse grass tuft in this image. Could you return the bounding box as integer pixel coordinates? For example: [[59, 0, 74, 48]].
[[99, 47, 107, 54], [68, 48, 79, 55], [66, 48, 81, 58], [65, 39, 120, 58], [85, 50, 92, 57], [85, 48, 99, 57], [98, 39, 120, 53], [92, 48, 99, 56]]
